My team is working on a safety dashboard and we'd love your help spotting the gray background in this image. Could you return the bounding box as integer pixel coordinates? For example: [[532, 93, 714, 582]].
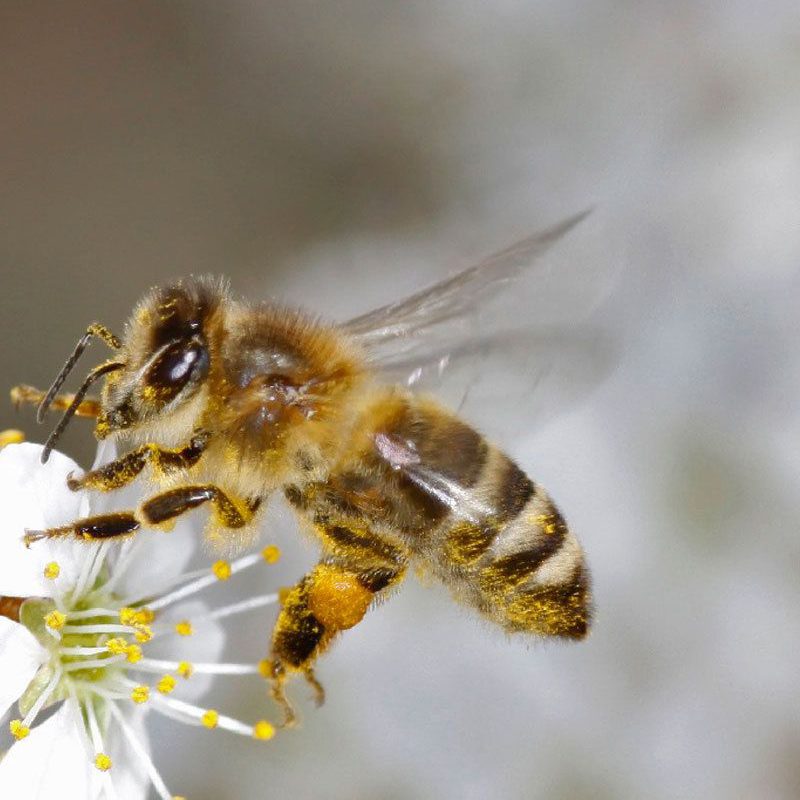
[[2, 3, 799, 799]]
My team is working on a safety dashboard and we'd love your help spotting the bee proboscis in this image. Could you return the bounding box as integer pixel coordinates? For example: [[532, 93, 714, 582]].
[[11, 212, 597, 726]]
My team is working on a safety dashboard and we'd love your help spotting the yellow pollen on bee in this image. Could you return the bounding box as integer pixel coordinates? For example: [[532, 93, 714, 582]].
[[257, 659, 273, 679], [126, 644, 143, 663], [253, 720, 276, 741], [43, 561, 61, 580], [131, 685, 150, 704], [9, 719, 30, 740], [261, 545, 281, 564], [201, 709, 219, 729], [45, 610, 66, 630], [212, 560, 232, 581], [94, 753, 113, 771], [535, 514, 558, 535], [157, 674, 177, 694], [278, 587, 292, 606], [177, 661, 194, 679], [175, 620, 193, 637], [134, 625, 153, 643], [106, 637, 129, 655]]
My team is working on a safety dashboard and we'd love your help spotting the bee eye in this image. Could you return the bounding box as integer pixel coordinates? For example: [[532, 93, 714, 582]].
[[146, 340, 209, 401]]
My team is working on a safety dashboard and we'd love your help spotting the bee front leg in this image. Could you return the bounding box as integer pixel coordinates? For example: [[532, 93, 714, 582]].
[[67, 433, 210, 492], [24, 483, 260, 547]]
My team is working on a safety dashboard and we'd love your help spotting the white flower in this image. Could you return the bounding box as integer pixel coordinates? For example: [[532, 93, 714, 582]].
[[0, 441, 281, 800]]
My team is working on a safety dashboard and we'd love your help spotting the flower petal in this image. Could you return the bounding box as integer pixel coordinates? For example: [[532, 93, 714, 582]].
[[0, 443, 90, 596], [0, 618, 48, 720], [0, 703, 101, 800]]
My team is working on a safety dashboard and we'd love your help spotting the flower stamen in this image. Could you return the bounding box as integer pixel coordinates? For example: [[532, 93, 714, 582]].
[[109, 702, 175, 800]]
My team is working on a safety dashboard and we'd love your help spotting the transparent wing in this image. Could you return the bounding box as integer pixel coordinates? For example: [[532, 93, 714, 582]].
[[342, 210, 619, 442]]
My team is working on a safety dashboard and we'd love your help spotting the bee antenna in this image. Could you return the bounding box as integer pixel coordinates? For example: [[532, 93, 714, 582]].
[[37, 323, 122, 423], [41, 360, 124, 464]]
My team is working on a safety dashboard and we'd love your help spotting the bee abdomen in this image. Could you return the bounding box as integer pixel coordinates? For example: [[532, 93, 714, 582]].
[[440, 450, 592, 639]]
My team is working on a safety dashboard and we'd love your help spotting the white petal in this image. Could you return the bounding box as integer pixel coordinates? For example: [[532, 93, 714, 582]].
[[108, 518, 198, 602], [0, 444, 90, 596], [0, 703, 101, 800], [0, 618, 48, 719]]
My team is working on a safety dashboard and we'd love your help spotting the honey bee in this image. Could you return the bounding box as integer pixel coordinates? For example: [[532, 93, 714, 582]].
[[12, 212, 599, 726]]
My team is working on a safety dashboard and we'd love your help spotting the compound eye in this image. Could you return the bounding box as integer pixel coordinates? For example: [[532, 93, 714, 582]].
[[146, 340, 209, 403]]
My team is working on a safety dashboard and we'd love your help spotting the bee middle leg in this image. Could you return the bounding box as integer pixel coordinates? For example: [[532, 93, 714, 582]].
[[66, 433, 210, 492], [24, 483, 259, 547], [268, 547, 407, 727]]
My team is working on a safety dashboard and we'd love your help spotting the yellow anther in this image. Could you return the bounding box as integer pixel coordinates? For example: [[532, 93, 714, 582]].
[[261, 545, 281, 564], [43, 561, 61, 580], [253, 720, 276, 741], [45, 610, 66, 630], [131, 685, 150, 704], [137, 607, 155, 624], [175, 620, 193, 637], [94, 753, 113, 771], [278, 587, 291, 606], [177, 661, 194, 679], [120, 606, 155, 626], [126, 644, 143, 663], [201, 709, 219, 729], [212, 560, 232, 581], [106, 637, 129, 655], [9, 719, 30, 740], [134, 625, 153, 643], [258, 659, 273, 679], [157, 674, 177, 694], [119, 607, 138, 625], [0, 429, 24, 449]]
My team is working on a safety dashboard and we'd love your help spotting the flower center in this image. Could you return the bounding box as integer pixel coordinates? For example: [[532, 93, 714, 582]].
[[8, 543, 282, 800]]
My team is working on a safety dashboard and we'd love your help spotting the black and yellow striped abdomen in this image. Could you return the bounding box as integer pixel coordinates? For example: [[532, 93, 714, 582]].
[[294, 389, 592, 641]]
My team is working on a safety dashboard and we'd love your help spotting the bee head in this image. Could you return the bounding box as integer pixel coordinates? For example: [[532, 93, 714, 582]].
[[96, 277, 225, 441]]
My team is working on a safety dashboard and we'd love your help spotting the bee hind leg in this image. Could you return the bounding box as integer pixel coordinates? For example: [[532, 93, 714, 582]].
[[304, 666, 326, 707], [266, 663, 323, 727], [267, 557, 406, 727]]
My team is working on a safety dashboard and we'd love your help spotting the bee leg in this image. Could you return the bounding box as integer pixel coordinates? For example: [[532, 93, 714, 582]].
[[10, 385, 101, 419], [66, 433, 210, 492], [267, 659, 298, 728], [268, 555, 406, 726], [304, 666, 325, 707], [24, 512, 141, 547], [139, 484, 257, 531], [24, 483, 258, 546]]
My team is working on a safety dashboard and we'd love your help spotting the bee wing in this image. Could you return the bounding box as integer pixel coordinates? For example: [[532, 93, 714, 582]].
[[343, 210, 618, 441]]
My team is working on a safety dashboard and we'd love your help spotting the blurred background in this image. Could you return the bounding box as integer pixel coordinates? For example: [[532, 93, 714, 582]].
[[1, 2, 799, 798]]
